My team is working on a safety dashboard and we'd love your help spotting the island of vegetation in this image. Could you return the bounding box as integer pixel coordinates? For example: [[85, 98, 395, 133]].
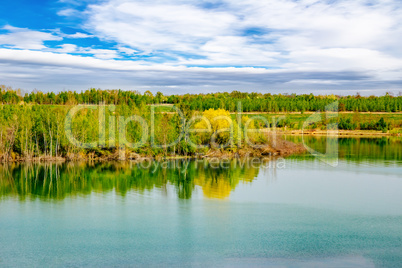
[[0, 85, 401, 162]]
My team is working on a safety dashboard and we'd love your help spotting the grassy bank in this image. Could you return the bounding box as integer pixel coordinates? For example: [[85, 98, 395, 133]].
[[228, 112, 402, 135]]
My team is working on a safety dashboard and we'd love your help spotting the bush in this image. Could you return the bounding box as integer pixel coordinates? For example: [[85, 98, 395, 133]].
[[359, 117, 392, 131], [338, 117, 357, 130]]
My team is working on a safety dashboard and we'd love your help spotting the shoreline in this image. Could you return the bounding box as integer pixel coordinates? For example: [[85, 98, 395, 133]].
[[0, 139, 307, 163], [279, 129, 401, 137], [1, 132, 399, 163]]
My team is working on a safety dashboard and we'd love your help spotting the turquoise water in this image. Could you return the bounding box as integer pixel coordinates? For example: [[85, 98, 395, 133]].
[[0, 138, 401, 267]]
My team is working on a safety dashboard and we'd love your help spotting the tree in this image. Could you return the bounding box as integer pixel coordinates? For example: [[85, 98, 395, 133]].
[[194, 108, 237, 147]]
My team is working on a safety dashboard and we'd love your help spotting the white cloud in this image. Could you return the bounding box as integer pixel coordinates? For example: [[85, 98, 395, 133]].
[[80, 0, 402, 74], [286, 48, 402, 72], [63, 32, 94, 39], [85, 1, 237, 53], [0, 25, 62, 50], [1, 48, 401, 96], [80, 48, 120, 59], [58, 0, 80, 4], [57, 8, 81, 17], [0, 25, 112, 59], [55, 44, 78, 53], [52, 44, 120, 59], [233, 0, 401, 54], [117, 46, 138, 55], [2, 0, 402, 92]]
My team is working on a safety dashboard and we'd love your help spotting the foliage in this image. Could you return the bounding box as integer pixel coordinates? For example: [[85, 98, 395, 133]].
[[1, 85, 401, 113], [194, 108, 237, 146], [0, 85, 401, 159]]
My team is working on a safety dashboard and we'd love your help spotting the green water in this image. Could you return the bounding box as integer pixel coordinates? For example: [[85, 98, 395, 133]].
[[0, 137, 401, 267]]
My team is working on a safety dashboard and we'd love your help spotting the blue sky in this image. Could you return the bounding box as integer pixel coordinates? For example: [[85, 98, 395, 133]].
[[0, 0, 402, 95]]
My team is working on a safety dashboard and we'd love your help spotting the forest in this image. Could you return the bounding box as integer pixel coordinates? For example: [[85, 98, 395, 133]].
[[0, 85, 401, 162], [1, 85, 402, 113]]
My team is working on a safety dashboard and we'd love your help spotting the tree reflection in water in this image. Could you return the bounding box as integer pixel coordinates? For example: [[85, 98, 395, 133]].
[[0, 159, 268, 201]]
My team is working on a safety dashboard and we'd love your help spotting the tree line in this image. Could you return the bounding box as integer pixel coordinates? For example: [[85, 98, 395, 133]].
[[1, 85, 401, 113]]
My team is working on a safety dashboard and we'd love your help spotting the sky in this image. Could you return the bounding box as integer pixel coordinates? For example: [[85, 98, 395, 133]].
[[0, 0, 402, 95]]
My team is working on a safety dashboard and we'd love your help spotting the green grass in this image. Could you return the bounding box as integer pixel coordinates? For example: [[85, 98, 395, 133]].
[[148, 104, 175, 113], [229, 112, 402, 130]]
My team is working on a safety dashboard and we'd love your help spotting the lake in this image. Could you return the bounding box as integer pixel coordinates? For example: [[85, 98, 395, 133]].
[[0, 137, 401, 267]]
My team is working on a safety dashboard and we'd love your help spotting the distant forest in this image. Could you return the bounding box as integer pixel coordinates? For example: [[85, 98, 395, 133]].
[[1, 85, 401, 113]]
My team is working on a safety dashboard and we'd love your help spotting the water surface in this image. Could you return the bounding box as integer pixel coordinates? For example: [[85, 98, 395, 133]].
[[0, 137, 401, 267]]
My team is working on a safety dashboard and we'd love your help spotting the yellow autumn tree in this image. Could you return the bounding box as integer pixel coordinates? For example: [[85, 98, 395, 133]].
[[193, 108, 238, 147]]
